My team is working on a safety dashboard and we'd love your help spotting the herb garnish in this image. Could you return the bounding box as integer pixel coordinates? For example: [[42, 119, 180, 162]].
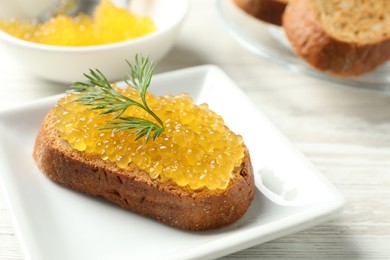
[[69, 54, 165, 143]]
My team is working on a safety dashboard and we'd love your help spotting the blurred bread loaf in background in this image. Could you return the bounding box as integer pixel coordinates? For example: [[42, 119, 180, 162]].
[[283, 0, 390, 77], [233, 0, 390, 77], [233, 0, 288, 26]]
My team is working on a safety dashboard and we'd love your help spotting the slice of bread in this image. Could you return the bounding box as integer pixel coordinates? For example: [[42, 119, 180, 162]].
[[283, 0, 390, 76], [33, 109, 255, 231], [233, 0, 288, 26]]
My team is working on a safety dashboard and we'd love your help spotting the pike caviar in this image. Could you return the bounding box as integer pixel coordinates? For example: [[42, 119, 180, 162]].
[[0, 0, 156, 46], [54, 87, 245, 190]]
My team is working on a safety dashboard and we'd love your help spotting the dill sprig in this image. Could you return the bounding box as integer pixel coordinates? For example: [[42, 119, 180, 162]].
[[68, 54, 165, 143]]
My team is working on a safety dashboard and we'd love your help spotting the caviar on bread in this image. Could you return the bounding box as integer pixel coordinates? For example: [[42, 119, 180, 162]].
[[33, 55, 255, 230]]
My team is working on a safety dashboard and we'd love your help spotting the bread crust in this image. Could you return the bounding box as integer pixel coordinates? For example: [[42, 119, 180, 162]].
[[233, 0, 288, 26], [283, 0, 390, 76], [33, 110, 255, 231]]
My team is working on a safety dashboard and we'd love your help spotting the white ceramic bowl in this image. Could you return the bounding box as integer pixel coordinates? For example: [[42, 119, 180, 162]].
[[0, 0, 188, 83]]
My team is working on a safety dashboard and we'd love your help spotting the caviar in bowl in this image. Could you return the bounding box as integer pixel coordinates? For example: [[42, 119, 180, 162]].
[[0, 0, 188, 83]]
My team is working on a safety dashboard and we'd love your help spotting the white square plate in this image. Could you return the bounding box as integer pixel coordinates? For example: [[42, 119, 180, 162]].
[[0, 66, 344, 260]]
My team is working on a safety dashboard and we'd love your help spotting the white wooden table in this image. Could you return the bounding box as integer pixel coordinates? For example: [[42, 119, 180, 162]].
[[1, 0, 390, 259]]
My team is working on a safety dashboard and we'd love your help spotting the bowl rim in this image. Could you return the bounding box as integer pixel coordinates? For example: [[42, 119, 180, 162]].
[[0, 0, 189, 53]]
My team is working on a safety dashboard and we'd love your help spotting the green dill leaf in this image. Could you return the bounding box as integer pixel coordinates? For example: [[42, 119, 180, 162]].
[[100, 116, 165, 143], [68, 54, 164, 143]]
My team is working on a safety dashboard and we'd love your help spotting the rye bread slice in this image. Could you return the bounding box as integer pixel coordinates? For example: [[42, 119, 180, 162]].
[[33, 109, 255, 231], [283, 0, 390, 76], [233, 0, 288, 26]]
